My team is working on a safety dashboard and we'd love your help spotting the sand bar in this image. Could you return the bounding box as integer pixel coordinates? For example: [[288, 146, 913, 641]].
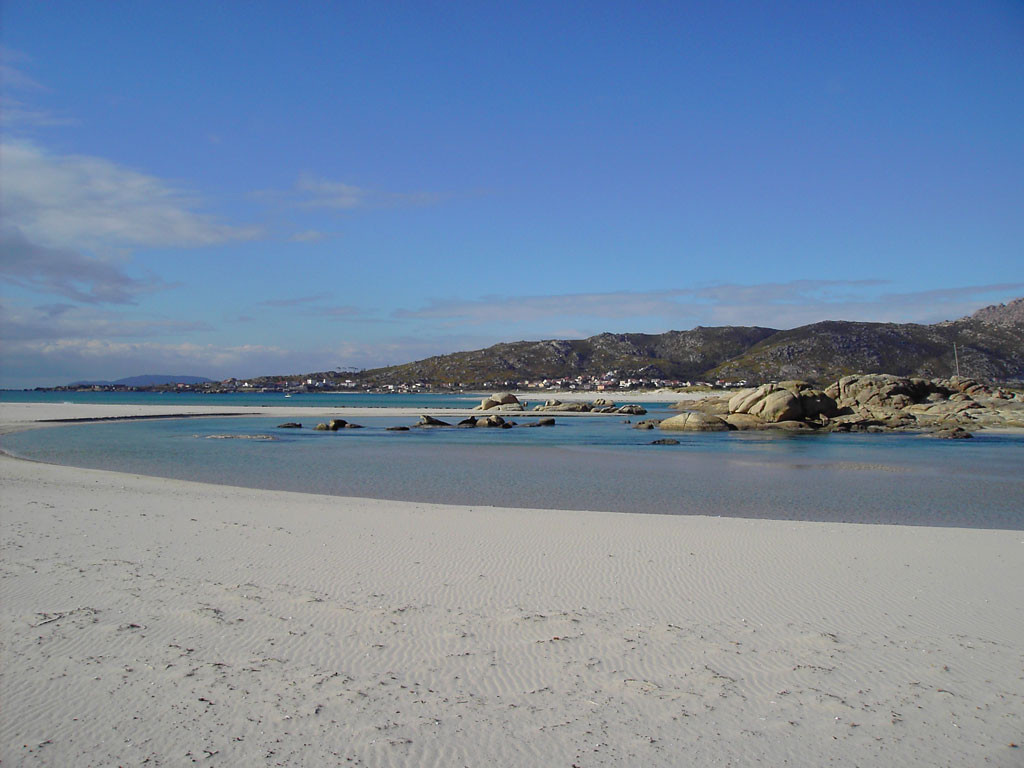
[[1, 403, 1022, 766]]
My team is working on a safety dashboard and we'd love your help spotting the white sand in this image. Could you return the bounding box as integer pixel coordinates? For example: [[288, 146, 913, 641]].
[[1, 404, 1022, 766]]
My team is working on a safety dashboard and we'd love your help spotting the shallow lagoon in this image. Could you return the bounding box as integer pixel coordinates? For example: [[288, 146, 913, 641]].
[[4, 413, 1023, 529]]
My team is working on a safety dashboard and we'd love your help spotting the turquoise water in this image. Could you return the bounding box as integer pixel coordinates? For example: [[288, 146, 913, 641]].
[[0, 389, 489, 409], [4, 411, 1023, 529]]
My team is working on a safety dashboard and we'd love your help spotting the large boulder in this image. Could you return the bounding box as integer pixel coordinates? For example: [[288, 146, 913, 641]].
[[659, 412, 732, 432], [475, 392, 520, 411], [748, 389, 803, 423], [728, 385, 772, 414]]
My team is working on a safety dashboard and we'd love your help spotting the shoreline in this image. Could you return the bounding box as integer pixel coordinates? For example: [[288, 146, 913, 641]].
[[2, 404, 1023, 765]]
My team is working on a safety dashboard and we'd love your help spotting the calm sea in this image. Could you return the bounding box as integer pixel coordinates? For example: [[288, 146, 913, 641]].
[[3, 392, 1022, 530]]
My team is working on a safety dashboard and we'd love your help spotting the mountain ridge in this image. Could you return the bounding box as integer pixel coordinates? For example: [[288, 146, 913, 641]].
[[325, 298, 1024, 388]]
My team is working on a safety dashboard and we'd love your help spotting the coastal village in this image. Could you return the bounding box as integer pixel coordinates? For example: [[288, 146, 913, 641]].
[[43, 373, 749, 395]]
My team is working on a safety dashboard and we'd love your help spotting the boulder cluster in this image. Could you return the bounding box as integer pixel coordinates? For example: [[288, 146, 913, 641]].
[[313, 419, 363, 431], [658, 375, 1023, 436], [413, 414, 556, 429], [474, 392, 646, 416]]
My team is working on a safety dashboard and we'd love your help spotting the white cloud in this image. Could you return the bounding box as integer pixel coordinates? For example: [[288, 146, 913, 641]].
[[0, 301, 212, 342], [0, 139, 261, 252]]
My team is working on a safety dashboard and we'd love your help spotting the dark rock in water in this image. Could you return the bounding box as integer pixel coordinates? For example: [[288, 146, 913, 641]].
[[457, 417, 478, 428], [386, 426, 410, 431], [328, 419, 347, 431], [344, 423, 363, 429], [650, 438, 680, 445], [277, 422, 302, 429], [314, 423, 330, 431], [521, 417, 556, 428], [415, 415, 452, 428], [932, 426, 973, 439], [633, 419, 661, 430]]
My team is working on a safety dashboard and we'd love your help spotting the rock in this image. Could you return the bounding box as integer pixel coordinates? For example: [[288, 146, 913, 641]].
[[798, 390, 838, 419], [650, 438, 680, 445], [415, 415, 451, 427], [723, 413, 764, 430], [763, 420, 817, 432], [386, 426, 410, 431], [535, 402, 592, 412], [474, 397, 501, 411], [681, 397, 731, 415], [277, 422, 302, 429], [728, 385, 772, 414], [932, 426, 973, 439], [659, 412, 732, 432], [633, 419, 661, 430], [748, 389, 803, 423], [536, 417, 556, 426], [478, 415, 507, 428], [494, 403, 524, 412], [617, 404, 647, 415], [344, 423, 363, 429], [313, 423, 330, 431], [592, 398, 616, 407], [328, 419, 347, 431], [492, 392, 520, 405]]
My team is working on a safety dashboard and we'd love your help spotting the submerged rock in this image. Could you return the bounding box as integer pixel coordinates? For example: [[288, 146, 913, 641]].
[[206, 434, 276, 440], [650, 438, 680, 445], [386, 426, 410, 431], [277, 422, 302, 429]]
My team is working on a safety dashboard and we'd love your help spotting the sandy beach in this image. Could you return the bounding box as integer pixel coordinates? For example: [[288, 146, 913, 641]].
[[1, 403, 1022, 766]]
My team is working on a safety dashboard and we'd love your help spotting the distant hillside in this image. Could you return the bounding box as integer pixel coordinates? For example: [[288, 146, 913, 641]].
[[68, 375, 216, 387], [324, 298, 1023, 387]]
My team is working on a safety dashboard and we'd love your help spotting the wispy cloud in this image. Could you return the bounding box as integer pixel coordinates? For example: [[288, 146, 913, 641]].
[[257, 293, 334, 308], [1, 139, 262, 252], [289, 229, 330, 242], [254, 293, 364, 320], [290, 173, 444, 210], [0, 301, 212, 342], [0, 227, 169, 304]]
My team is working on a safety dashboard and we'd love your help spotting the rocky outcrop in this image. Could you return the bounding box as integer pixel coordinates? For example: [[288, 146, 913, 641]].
[[675, 374, 1023, 433]]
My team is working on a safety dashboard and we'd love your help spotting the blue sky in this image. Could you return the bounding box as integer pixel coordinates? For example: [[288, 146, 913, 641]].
[[1, 1, 1022, 387]]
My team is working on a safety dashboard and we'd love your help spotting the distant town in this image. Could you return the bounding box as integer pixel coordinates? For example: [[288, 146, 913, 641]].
[[40, 372, 750, 395]]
